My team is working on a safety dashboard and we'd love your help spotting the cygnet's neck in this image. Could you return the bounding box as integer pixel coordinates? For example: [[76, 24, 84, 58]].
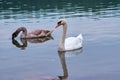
[[18, 27, 27, 38]]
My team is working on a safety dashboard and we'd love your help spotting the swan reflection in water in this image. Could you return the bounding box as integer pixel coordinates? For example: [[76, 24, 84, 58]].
[[12, 36, 53, 50], [12, 36, 83, 80], [58, 51, 68, 80], [58, 48, 83, 80]]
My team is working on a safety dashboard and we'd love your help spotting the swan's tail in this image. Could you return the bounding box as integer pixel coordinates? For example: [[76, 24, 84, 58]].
[[77, 33, 83, 41]]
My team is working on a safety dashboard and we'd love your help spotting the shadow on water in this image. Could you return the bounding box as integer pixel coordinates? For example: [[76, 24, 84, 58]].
[[12, 36, 53, 50]]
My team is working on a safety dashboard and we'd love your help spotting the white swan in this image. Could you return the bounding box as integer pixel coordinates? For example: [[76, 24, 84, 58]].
[[55, 19, 83, 51]]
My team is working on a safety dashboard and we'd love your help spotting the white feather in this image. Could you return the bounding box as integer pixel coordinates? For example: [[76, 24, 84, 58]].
[[65, 34, 83, 51]]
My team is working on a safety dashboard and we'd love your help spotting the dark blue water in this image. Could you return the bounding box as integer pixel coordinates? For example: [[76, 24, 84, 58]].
[[0, 0, 120, 80]]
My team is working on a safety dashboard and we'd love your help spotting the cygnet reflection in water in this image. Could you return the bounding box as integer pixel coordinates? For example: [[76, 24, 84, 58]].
[[12, 36, 53, 50]]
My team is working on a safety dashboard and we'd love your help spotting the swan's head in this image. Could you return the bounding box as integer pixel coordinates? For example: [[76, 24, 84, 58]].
[[12, 31, 19, 39], [55, 19, 67, 28]]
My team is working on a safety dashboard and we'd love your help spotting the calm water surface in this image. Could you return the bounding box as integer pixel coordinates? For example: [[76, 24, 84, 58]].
[[0, 0, 120, 80]]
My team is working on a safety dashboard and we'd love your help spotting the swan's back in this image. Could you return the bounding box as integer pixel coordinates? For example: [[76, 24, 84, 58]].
[[65, 34, 83, 51]]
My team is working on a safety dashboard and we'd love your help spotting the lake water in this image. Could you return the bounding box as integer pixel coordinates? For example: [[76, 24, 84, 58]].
[[0, 0, 120, 80]]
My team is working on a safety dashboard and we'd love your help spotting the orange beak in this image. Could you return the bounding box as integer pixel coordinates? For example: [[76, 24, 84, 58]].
[[55, 21, 62, 28], [55, 24, 61, 28]]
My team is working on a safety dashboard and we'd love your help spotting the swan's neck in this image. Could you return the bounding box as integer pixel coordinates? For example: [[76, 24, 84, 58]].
[[58, 23, 67, 51], [17, 27, 27, 38]]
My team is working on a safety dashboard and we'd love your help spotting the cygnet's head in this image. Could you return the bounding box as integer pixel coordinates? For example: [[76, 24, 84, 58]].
[[12, 31, 19, 39]]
